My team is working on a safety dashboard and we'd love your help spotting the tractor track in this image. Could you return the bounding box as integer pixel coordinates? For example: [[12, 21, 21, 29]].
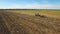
[[0, 13, 11, 34]]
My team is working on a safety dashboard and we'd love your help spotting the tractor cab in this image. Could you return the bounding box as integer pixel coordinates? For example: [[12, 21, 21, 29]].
[[35, 13, 40, 16]]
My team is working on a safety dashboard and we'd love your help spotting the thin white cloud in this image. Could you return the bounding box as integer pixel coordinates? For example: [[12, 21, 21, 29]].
[[0, 3, 60, 9]]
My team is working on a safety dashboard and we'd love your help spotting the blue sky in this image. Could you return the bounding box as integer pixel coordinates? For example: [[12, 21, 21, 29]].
[[0, 0, 60, 9]]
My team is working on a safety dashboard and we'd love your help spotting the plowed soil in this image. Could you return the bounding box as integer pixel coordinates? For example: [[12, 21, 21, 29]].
[[0, 12, 60, 34]]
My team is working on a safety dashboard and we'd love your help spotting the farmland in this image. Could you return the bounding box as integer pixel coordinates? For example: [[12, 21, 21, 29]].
[[0, 9, 60, 34], [4, 9, 60, 18]]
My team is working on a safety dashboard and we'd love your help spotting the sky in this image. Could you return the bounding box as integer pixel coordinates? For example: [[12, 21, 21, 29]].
[[0, 0, 60, 9]]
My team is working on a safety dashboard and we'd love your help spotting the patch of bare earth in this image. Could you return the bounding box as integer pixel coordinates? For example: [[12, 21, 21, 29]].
[[0, 12, 60, 34]]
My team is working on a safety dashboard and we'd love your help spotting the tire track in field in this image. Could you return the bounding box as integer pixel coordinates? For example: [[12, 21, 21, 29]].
[[1, 13, 27, 34], [0, 14, 11, 34]]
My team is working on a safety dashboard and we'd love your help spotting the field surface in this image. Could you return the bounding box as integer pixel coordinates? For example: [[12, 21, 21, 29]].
[[0, 11, 60, 34], [5, 9, 60, 18]]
